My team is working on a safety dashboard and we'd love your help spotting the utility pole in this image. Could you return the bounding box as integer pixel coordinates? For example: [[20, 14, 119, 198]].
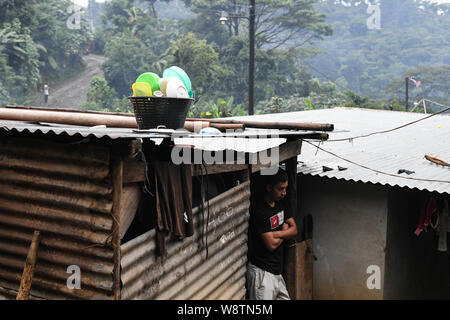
[[405, 77, 409, 111], [248, 0, 255, 115], [219, 0, 255, 115]]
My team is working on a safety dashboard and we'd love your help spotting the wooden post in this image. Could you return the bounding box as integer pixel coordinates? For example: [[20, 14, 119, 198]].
[[16, 230, 40, 300], [111, 157, 123, 300], [284, 156, 298, 219], [283, 150, 313, 299], [283, 155, 299, 299], [284, 240, 313, 300]]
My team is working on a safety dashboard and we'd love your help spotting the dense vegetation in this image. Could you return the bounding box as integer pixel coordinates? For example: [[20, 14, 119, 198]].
[[83, 0, 339, 115], [308, 0, 450, 108], [1, 0, 449, 115], [82, 0, 450, 115], [0, 0, 92, 105]]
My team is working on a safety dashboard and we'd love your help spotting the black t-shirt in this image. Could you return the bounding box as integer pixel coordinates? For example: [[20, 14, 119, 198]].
[[247, 199, 291, 275]]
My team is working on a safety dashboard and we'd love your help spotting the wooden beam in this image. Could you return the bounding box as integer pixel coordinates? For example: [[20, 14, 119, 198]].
[[16, 230, 40, 300], [192, 163, 248, 176], [124, 139, 303, 180], [284, 155, 298, 219], [123, 158, 145, 183], [251, 139, 302, 173], [192, 139, 302, 176], [111, 157, 123, 300], [119, 184, 140, 239]]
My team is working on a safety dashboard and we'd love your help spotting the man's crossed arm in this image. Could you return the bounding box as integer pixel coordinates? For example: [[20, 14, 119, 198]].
[[261, 218, 298, 252]]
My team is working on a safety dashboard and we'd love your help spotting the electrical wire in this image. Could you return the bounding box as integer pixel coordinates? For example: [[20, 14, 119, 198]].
[[308, 99, 450, 143], [303, 140, 450, 184]]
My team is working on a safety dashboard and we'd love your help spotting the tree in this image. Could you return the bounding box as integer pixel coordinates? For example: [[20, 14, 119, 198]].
[[0, 19, 41, 96], [0, 0, 92, 104], [32, 0, 92, 75], [102, 34, 157, 97], [136, 0, 175, 19], [165, 32, 225, 97], [85, 76, 118, 109], [186, 0, 333, 49], [307, 0, 450, 99]]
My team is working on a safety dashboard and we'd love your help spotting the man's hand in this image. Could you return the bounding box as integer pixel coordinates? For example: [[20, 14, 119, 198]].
[[260, 218, 298, 252], [276, 218, 298, 240]]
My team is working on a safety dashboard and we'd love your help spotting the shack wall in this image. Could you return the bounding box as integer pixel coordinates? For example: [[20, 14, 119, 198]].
[[120, 181, 250, 300], [298, 175, 388, 299], [0, 137, 116, 299]]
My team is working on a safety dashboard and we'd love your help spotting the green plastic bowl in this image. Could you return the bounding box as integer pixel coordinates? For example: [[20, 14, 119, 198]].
[[163, 66, 193, 98], [136, 72, 161, 93]]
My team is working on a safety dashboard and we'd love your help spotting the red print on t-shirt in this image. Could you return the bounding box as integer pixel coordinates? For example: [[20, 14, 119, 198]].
[[270, 215, 279, 229]]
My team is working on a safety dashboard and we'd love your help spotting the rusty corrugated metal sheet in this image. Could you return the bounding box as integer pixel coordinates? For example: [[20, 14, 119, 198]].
[[120, 181, 250, 300], [0, 119, 324, 143], [0, 137, 116, 299]]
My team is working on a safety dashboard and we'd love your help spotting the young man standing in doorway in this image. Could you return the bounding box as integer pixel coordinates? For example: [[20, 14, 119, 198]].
[[246, 168, 298, 300]]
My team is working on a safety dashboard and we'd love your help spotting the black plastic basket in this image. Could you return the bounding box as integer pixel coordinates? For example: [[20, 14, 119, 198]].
[[129, 96, 194, 130]]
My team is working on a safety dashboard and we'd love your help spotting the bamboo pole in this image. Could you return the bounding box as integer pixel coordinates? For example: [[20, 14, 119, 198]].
[[187, 118, 334, 132], [0, 107, 138, 128], [210, 123, 245, 131], [1, 107, 332, 132], [111, 157, 123, 300], [16, 230, 40, 300]]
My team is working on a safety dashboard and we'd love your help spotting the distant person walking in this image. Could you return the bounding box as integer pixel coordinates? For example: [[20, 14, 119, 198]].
[[44, 84, 49, 104]]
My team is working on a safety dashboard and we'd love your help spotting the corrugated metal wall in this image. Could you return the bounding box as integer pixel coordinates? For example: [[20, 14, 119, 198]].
[[121, 181, 250, 300], [0, 137, 116, 299]]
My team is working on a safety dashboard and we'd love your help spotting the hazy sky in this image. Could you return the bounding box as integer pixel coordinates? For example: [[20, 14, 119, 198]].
[[73, 0, 450, 7]]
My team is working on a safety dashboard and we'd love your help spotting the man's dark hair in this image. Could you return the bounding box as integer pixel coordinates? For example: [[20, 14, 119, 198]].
[[265, 168, 288, 187]]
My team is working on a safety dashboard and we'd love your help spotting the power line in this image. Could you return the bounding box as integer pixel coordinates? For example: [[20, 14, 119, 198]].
[[303, 140, 450, 184], [299, 59, 352, 93], [317, 98, 450, 142]]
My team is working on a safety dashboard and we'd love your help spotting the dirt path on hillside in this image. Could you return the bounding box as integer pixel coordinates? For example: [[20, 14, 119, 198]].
[[32, 54, 106, 109]]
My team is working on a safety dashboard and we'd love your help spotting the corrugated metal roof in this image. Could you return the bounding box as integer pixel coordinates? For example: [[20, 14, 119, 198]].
[[234, 108, 450, 195], [0, 120, 153, 139], [0, 119, 324, 153]]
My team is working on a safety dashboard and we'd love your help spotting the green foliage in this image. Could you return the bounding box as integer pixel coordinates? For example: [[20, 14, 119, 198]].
[[308, 0, 450, 100], [102, 34, 156, 97], [111, 95, 133, 113], [86, 0, 335, 115], [189, 96, 247, 118], [100, 1, 180, 96], [81, 77, 133, 113], [166, 32, 224, 97], [89, 0, 445, 118], [386, 65, 450, 109], [0, 0, 92, 104], [85, 76, 118, 109], [186, 0, 333, 49]]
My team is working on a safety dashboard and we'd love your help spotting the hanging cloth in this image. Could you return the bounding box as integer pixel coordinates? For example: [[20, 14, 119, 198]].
[[142, 142, 194, 257], [437, 199, 449, 252], [414, 197, 438, 236]]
